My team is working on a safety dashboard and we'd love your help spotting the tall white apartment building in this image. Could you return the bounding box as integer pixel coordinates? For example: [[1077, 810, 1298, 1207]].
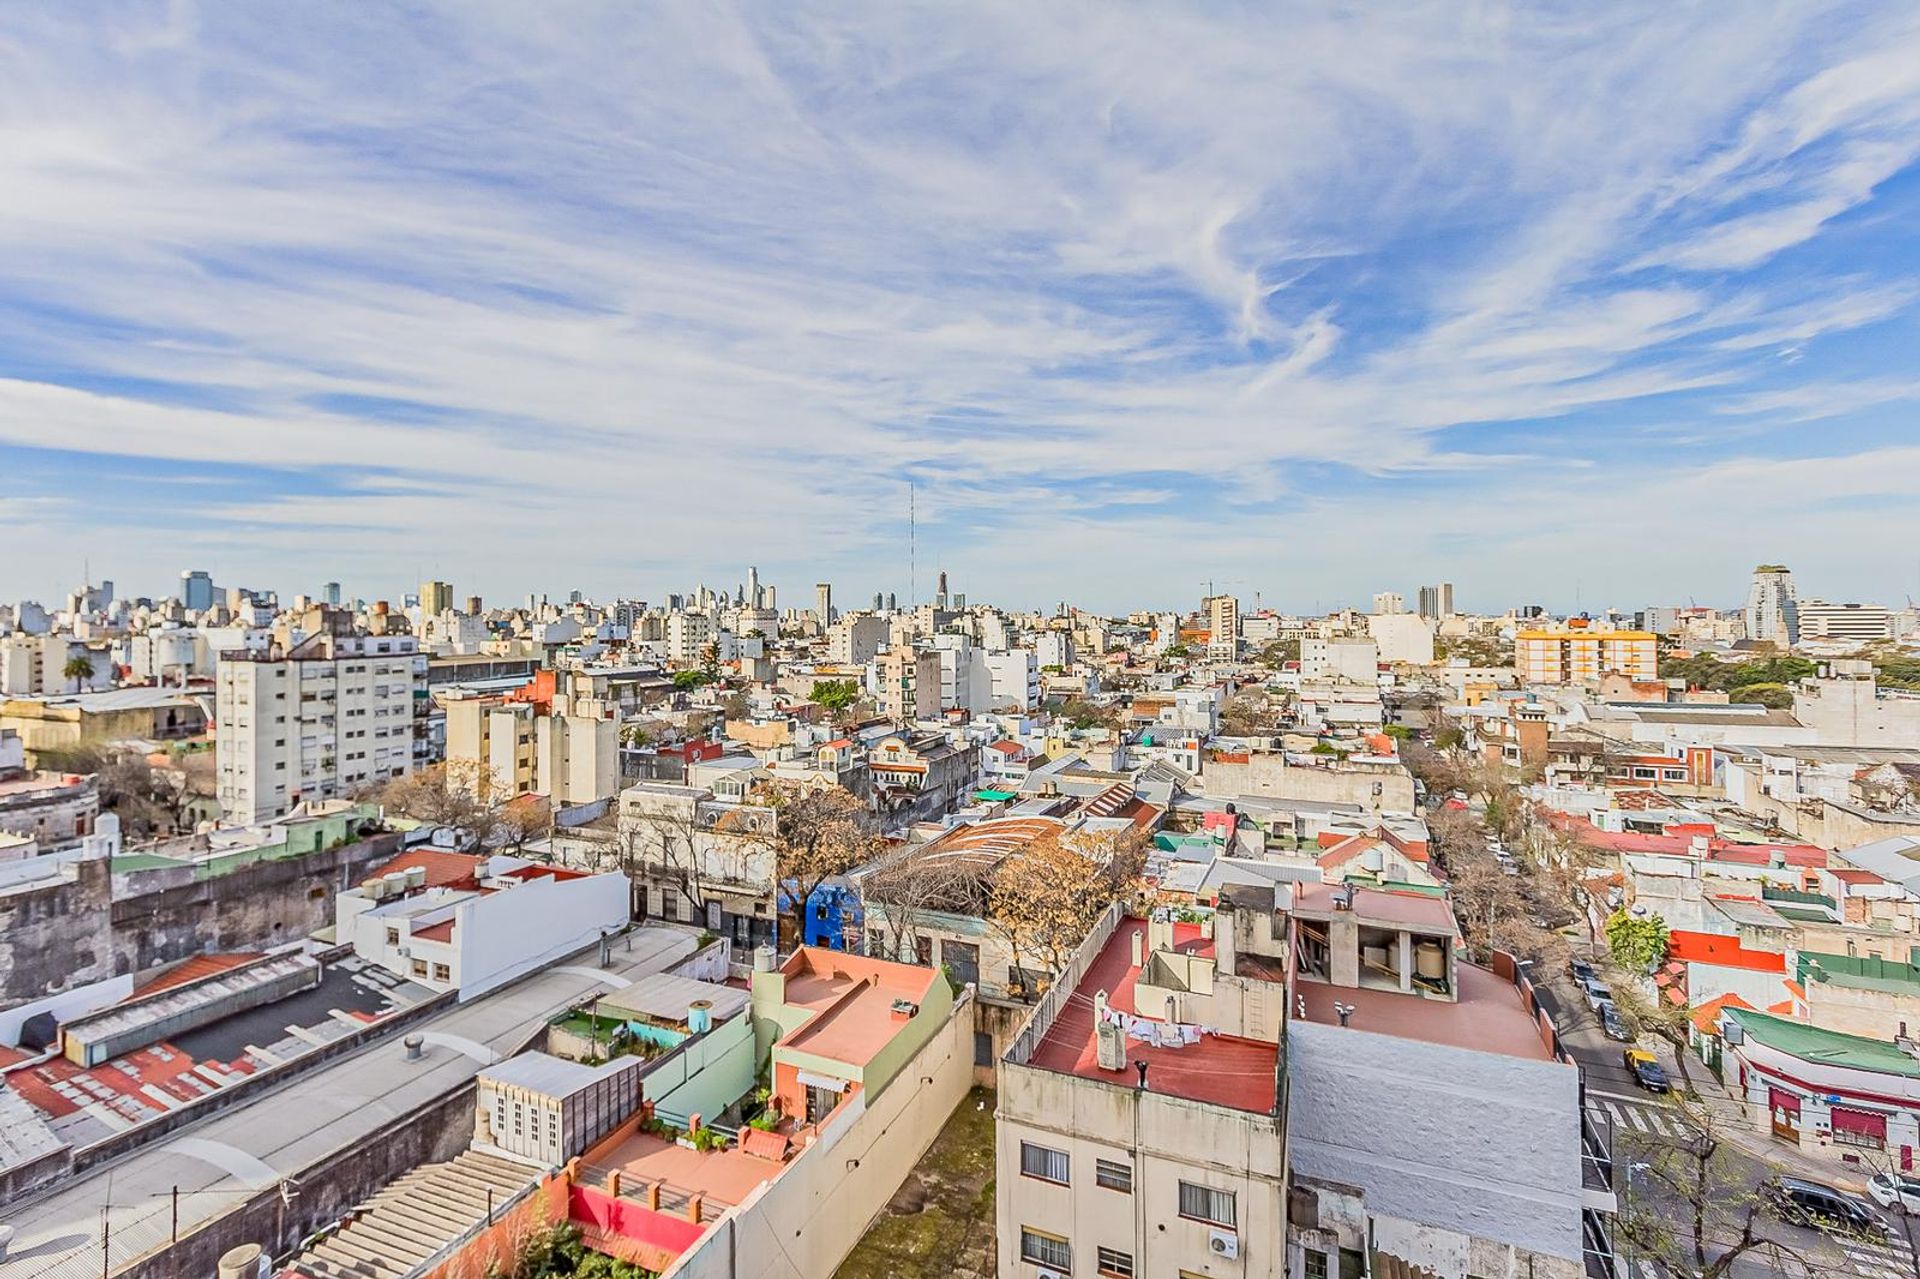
[[1206, 594, 1240, 659], [984, 649, 1041, 712], [1515, 627, 1657, 685], [1372, 591, 1406, 614], [216, 632, 422, 823], [1745, 564, 1800, 647], [665, 610, 714, 664]]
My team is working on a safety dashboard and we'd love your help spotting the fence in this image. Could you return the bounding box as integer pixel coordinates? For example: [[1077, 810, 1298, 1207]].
[[1004, 901, 1125, 1066]]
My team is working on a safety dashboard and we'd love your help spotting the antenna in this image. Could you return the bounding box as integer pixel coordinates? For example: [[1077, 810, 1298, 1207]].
[[909, 480, 917, 607]]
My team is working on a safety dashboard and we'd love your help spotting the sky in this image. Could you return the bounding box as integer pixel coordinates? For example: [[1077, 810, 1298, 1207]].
[[3, 3, 1920, 616]]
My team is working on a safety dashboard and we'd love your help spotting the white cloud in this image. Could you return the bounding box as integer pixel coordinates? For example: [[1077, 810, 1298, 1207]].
[[0, 2, 1916, 608]]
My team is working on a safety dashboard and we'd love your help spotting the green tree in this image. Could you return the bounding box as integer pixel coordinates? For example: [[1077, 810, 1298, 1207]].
[[671, 669, 712, 691], [1728, 682, 1793, 709], [62, 654, 96, 689], [1605, 910, 1670, 976], [811, 678, 860, 713]]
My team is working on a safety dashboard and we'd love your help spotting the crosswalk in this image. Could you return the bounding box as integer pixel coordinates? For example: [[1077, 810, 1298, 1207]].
[[1588, 1095, 1699, 1142], [1844, 1236, 1919, 1279]]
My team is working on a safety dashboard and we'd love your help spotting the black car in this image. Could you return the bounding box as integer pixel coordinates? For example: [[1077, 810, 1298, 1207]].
[[1569, 958, 1596, 986], [1767, 1177, 1890, 1239], [1600, 1002, 1633, 1042]]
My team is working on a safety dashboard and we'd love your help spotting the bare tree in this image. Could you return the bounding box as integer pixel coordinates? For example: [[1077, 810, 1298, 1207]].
[[766, 785, 884, 946], [495, 794, 553, 854], [859, 849, 986, 963], [377, 761, 506, 848], [987, 825, 1146, 981], [620, 797, 713, 921]]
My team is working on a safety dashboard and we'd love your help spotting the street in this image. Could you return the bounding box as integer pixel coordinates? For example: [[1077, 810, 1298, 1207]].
[[1543, 957, 1920, 1279]]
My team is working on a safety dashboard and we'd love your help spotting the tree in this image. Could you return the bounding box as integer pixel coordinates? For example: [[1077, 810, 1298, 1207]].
[[1220, 690, 1281, 737], [811, 679, 861, 714], [496, 794, 553, 853], [377, 761, 505, 848], [1255, 638, 1300, 667], [1606, 910, 1670, 976], [720, 692, 749, 721], [767, 786, 884, 946], [671, 669, 712, 691], [1616, 1102, 1806, 1278], [62, 654, 96, 690], [1058, 697, 1120, 732], [859, 847, 988, 964], [987, 825, 1146, 982], [1728, 682, 1793, 709]]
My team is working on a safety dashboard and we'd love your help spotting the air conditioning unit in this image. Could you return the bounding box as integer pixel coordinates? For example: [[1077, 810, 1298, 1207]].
[[1207, 1229, 1240, 1259], [1035, 1270, 1067, 1279]]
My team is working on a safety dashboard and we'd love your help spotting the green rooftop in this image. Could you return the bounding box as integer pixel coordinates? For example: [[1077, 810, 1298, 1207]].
[[1797, 949, 1920, 995], [1725, 1008, 1920, 1078], [973, 789, 1016, 803]]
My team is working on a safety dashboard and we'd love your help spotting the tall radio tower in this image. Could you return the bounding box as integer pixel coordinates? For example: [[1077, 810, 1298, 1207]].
[[909, 480, 917, 607]]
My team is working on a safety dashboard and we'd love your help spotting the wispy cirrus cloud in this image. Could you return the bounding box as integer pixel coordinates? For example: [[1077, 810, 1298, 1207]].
[[0, 2, 1917, 610]]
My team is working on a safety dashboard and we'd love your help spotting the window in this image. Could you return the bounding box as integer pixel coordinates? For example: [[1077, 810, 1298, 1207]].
[[1305, 1253, 1329, 1279], [1096, 1246, 1133, 1278], [1095, 1158, 1132, 1192], [1020, 1142, 1069, 1185], [432, 963, 451, 982], [411, 959, 428, 977], [1019, 1229, 1070, 1271], [1178, 1180, 1236, 1228], [386, 928, 401, 947], [975, 1031, 994, 1067]]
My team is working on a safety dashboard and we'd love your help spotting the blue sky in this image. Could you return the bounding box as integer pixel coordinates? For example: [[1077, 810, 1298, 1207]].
[[3, 3, 1919, 615]]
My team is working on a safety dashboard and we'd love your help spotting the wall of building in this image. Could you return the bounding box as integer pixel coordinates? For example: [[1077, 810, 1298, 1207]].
[[1286, 1019, 1583, 1273], [109, 831, 402, 976], [995, 1057, 1289, 1279], [0, 850, 118, 1025], [663, 992, 976, 1279], [1204, 752, 1415, 811], [452, 872, 631, 999]]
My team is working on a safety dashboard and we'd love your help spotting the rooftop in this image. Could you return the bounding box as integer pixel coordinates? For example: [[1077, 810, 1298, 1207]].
[[1724, 1007, 1920, 1078], [777, 949, 941, 1067], [1294, 962, 1555, 1061], [1026, 916, 1280, 1113], [480, 1050, 641, 1099]]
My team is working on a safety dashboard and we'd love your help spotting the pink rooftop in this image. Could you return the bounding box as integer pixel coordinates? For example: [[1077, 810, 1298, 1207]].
[[1028, 917, 1280, 1114], [1294, 962, 1554, 1060], [777, 949, 941, 1066]]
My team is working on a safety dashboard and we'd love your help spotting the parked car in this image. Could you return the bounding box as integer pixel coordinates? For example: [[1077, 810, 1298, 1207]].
[[1767, 1177, 1891, 1239], [1584, 980, 1613, 1011], [1600, 1003, 1633, 1042], [1867, 1172, 1920, 1214], [1623, 1048, 1669, 1092], [1569, 958, 1596, 986]]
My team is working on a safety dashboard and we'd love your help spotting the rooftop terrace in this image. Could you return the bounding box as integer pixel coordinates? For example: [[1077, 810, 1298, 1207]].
[[1025, 916, 1281, 1113], [1294, 961, 1554, 1061]]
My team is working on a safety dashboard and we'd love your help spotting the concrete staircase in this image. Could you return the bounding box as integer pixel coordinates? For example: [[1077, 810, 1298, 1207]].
[[288, 1149, 537, 1279]]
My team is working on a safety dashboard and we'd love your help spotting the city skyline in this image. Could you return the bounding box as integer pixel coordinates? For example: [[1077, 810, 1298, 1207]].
[[3, 6, 1920, 608]]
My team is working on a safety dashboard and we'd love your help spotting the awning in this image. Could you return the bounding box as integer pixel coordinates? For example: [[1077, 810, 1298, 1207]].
[[1833, 1108, 1888, 1139], [1769, 1087, 1801, 1114], [796, 1070, 850, 1093]]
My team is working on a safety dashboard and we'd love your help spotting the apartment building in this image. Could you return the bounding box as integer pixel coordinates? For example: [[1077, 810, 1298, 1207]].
[[828, 613, 889, 665], [877, 646, 942, 721], [1745, 564, 1800, 647], [1205, 594, 1241, 660], [1515, 626, 1657, 685], [1798, 599, 1894, 642], [984, 649, 1041, 712], [443, 695, 618, 805], [997, 900, 1292, 1279], [215, 630, 423, 822], [665, 610, 714, 664]]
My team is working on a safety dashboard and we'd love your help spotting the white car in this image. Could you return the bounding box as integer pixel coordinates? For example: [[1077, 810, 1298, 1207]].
[[1868, 1172, 1920, 1213]]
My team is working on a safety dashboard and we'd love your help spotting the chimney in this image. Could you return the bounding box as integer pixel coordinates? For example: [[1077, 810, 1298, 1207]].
[[1129, 928, 1144, 967], [1335, 1001, 1355, 1027], [1134, 1059, 1149, 1090]]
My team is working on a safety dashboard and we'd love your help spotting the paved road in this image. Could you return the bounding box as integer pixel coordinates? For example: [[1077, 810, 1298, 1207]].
[[0, 927, 696, 1279], [1544, 954, 1920, 1279]]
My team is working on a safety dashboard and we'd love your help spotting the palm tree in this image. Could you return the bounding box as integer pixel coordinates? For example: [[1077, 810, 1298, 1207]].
[[62, 654, 96, 691]]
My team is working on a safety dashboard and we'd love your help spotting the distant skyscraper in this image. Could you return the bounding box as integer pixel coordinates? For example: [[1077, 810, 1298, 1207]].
[[1417, 583, 1454, 620], [1372, 592, 1406, 614], [873, 592, 885, 611], [748, 565, 762, 609], [816, 582, 835, 626], [886, 592, 898, 612], [936, 570, 949, 610], [180, 569, 215, 612], [1745, 565, 1800, 646], [422, 580, 454, 614], [322, 581, 342, 606]]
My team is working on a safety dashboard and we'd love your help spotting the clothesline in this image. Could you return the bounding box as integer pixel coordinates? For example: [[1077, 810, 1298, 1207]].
[[1096, 1005, 1212, 1049]]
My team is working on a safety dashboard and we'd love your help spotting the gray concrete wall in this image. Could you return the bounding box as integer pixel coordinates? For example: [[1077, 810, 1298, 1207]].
[[110, 832, 402, 976], [0, 852, 117, 1013]]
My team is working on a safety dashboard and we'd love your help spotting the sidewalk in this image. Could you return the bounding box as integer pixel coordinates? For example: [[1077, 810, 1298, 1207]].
[[1651, 1037, 1872, 1195]]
